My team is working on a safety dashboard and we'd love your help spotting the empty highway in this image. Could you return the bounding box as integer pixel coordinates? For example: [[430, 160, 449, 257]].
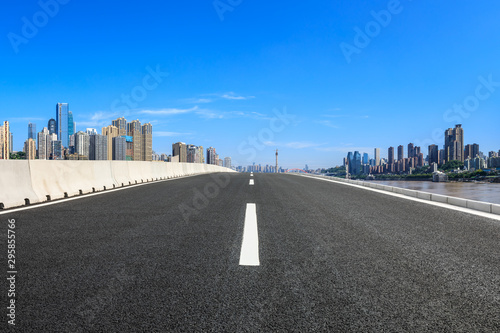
[[2, 173, 500, 332]]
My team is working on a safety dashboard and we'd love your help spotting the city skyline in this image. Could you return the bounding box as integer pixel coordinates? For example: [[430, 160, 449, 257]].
[[1, 1, 500, 168]]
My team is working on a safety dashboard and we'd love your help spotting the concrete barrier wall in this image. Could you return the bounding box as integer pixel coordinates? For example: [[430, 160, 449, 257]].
[[311, 176, 500, 216], [0, 160, 234, 209], [0, 161, 39, 208]]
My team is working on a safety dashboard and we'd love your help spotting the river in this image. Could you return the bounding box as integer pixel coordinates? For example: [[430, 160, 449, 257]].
[[366, 180, 500, 204]]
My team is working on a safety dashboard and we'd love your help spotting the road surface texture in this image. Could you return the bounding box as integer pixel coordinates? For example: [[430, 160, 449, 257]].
[[1, 173, 499, 332]]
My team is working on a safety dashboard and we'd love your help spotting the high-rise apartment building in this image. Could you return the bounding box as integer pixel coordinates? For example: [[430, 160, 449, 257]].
[[397, 145, 404, 161], [186, 144, 204, 163], [388, 147, 394, 165], [89, 134, 107, 160], [408, 143, 414, 159], [374, 148, 380, 166], [464, 143, 480, 160], [142, 123, 153, 162], [112, 117, 127, 136], [127, 120, 142, 161], [37, 127, 50, 160], [51, 140, 63, 160], [112, 136, 126, 160], [75, 131, 90, 158], [172, 142, 187, 162], [56, 103, 70, 148], [24, 138, 36, 160], [444, 124, 464, 162], [206, 147, 217, 165], [102, 125, 119, 160], [0, 121, 10, 159], [85, 128, 98, 136], [428, 144, 439, 166], [224, 157, 232, 169]]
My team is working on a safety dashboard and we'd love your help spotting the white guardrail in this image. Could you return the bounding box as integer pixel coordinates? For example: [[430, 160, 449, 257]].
[[300, 174, 500, 216], [0, 160, 235, 210]]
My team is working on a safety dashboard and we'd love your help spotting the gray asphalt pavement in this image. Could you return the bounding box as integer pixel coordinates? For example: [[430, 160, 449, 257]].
[[2, 173, 500, 332]]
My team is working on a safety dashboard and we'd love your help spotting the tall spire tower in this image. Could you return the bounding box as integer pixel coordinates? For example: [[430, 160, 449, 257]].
[[275, 149, 278, 173]]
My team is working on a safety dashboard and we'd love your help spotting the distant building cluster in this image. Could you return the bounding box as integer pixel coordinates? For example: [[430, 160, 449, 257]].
[[2, 103, 153, 161], [235, 164, 284, 173], [171, 142, 232, 167], [345, 124, 500, 176], [2, 107, 234, 167]]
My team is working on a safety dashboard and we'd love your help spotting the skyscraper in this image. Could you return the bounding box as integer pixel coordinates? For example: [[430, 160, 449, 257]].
[[28, 122, 36, 141], [397, 145, 404, 161], [363, 153, 369, 165], [48, 118, 56, 135], [353, 151, 361, 175], [444, 124, 464, 162], [172, 142, 187, 162], [89, 134, 107, 160], [224, 157, 232, 169], [374, 148, 380, 166], [56, 103, 70, 148], [127, 120, 142, 161], [75, 131, 90, 158], [24, 138, 36, 159], [206, 147, 217, 165], [388, 147, 394, 165], [428, 144, 439, 166], [51, 140, 62, 160], [0, 121, 10, 160], [142, 123, 153, 162], [37, 127, 50, 160], [112, 117, 127, 136], [68, 111, 75, 138], [102, 125, 119, 160], [112, 136, 126, 160], [407, 143, 414, 159], [464, 143, 480, 160]]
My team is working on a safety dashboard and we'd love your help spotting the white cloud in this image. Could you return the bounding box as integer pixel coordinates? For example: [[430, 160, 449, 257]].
[[140, 106, 198, 115], [181, 98, 213, 104], [316, 120, 339, 129], [221, 92, 255, 100]]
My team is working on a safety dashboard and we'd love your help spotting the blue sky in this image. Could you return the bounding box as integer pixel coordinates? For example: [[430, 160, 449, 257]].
[[1, 0, 499, 169]]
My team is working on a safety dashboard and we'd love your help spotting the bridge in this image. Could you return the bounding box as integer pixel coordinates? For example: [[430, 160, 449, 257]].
[[1, 162, 500, 331]]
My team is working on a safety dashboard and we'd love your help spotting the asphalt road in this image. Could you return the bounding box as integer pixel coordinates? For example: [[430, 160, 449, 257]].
[[2, 173, 500, 332]]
